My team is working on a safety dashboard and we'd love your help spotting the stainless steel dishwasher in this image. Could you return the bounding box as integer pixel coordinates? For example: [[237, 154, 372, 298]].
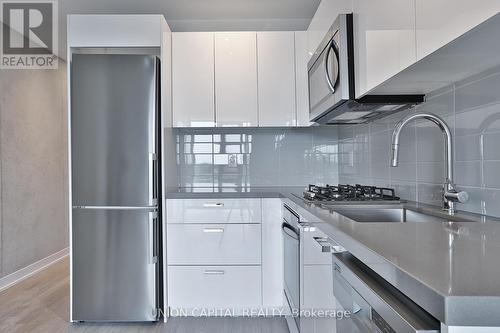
[[333, 252, 440, 333]]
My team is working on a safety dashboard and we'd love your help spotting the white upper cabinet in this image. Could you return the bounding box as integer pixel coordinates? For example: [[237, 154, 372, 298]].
[[353, 0, 416, 97], [257, 32, 296, 127], [307, 0, 353, 60], [171, 30, 309, 128], [416, 0, 500, 60], [68, 15, 164, 48], [294, 31, 312, 127], [172, 32, 215, 127], [215, 32, 258, 127]]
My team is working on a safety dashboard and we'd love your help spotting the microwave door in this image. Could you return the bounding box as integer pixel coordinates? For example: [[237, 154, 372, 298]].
[[309, 41, 340, 121]]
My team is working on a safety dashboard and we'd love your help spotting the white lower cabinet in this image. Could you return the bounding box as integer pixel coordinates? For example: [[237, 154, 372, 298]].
[[167, 197, 275, 315], [301, 227, 338, 333], [303, 265, 336, 310], [168, 266, 262, 312], [301, 266, 337, 333], [167, 223, 261, 265], [262, 198, 284, 309]]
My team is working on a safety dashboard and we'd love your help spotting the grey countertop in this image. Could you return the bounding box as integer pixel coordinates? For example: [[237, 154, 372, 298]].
[[166, 187, 500, 327], [165, 186, 303, 199]]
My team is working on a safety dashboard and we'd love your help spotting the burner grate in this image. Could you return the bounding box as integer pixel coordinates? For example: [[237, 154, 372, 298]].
[[303, 184, 399, 202]]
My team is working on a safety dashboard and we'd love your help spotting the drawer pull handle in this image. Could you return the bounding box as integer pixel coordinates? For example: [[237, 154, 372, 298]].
[[203, 228, 224, 233], [203, 203, 224, 208], [204, 270, 225, 275], [313, 236, 346, 254]]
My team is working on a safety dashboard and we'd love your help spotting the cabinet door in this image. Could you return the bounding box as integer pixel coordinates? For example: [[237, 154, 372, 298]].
[[215, 32, 258, 127], [172, 32, 215, 127], [257, 32, 296, 127], [302, 265, 336, 310], [262, 198, 284, 309], [302, 265, 337, 333], [416, 0, 500, 60], [353, 0, 416, 97], [294, 31, 312, 127]]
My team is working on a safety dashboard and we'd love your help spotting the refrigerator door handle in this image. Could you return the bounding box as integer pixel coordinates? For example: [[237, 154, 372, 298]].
[[148, 211, 158, 264], [148, 153, 158, 206], [72, 206, 157, 210]]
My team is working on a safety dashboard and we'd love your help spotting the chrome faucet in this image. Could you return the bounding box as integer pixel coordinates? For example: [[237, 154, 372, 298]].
[[390, 113, 468, 215]]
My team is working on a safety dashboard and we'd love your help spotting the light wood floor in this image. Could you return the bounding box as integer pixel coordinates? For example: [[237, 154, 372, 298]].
[[0, 258, 289, 333]]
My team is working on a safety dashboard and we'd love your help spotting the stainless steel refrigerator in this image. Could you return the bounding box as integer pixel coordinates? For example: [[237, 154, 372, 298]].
[[70, 53, 161, 322]]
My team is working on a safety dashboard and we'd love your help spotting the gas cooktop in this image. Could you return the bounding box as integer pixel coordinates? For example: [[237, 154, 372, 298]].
[[302, 184, 401, 203]]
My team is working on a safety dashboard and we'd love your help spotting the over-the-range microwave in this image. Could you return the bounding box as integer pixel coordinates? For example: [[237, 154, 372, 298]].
[[308, 14, 424, 125]]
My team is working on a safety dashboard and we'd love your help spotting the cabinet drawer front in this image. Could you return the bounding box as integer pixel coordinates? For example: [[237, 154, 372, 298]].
[[302, 227, 333, 265], [167, 224, 261, 265], [303, 264, 336, 310], [167, 198, 262, 224], [168, 266, 262, 308]]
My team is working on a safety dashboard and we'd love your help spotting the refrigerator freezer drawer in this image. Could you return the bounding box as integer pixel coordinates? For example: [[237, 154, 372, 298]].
[[72, 208, 158, 321]]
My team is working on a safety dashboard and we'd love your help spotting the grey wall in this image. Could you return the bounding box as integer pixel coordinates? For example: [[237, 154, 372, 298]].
[[0, 63, 68, 278], [339, 66, 500, 218], [174, 127, 339, 188]]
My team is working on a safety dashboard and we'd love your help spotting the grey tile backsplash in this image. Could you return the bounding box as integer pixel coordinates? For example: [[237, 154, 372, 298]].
[[174, 127, 339, 189], [172, 65, 500, 217], [338, 66, 500, 218]]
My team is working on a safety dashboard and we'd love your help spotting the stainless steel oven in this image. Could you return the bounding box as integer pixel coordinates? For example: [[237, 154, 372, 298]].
[[282, 204, 301, 333], [333, 252, 440, 333]]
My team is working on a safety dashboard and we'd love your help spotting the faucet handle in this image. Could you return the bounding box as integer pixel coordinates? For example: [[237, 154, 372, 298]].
[[445, 189, 469, 204]]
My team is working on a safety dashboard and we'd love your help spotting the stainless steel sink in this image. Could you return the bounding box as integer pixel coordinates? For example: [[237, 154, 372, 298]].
[[327, 204, 476, 223]]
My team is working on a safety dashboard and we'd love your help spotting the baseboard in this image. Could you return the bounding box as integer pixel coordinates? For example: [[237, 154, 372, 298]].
[[0, 247, 69, 292]]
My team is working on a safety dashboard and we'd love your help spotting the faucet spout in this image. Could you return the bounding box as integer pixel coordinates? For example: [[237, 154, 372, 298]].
[[390, 113, 468, 214], [391, 143, 399, 167]]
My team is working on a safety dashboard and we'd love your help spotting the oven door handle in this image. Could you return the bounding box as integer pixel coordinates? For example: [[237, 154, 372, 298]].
[[282, 222, 299, 240]]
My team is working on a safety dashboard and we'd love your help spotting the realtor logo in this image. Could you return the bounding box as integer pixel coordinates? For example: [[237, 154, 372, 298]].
[[1, 0, 58, 69]]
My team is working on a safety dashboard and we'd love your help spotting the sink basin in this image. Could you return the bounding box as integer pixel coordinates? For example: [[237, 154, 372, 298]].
[[329, 205, 476, 223]]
